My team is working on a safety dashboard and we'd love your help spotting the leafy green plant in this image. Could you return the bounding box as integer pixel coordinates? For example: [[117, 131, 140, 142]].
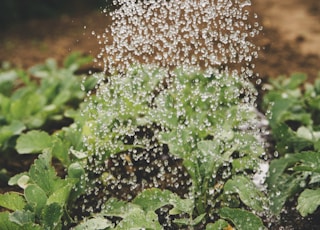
[[0, 52, 95, 151], [264, 73, 320, 217], [263, 73, 320, 154], [0, 53, 96, 223], [0, 151, 84, 229], [78, 67, 267, 229], [1, 62, 268, 229]]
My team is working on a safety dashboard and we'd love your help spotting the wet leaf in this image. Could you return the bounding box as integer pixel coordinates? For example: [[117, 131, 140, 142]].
[[297, 189, 320, 217], [266, 155, 297, 189], [206, 219, 229, 230], [132, 188, 174, 212], [0, 192, 26, 211], [47, 182, 74, 206], [115, 209, 162, 230], [291, 151, 320, 173], [197, 140, 224, 178], [268, 173, 303, 215], [174, 213, 206, 226], [74, 217, 113, 230], [9, 210, 35, 226], [133, 188, 194, 214], [218, 207, 266, 230], [68, 162, 85, 179], [224, 175, 265, 211], [102, 198, 133, 218], [42, 202, 63, 230]]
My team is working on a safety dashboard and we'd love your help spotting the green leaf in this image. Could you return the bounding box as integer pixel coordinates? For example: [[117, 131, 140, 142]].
[[68, 162, 85, 179], [309, 173, 320, 184], [297, 189, 320, 217], [232, 156, 257, 173], [133, 188, 194, 215], [16, 130, 53, 154], [267, 152, 320, 215], [224, 175, 265, 211], [268, 173, 303, 215], [103, 190, 190, 230], [68, 163, 86, 201], [0, 211, 21, 230], [291, 151, 320, 173], [24, 184, 48, 216], [50, 136, 70, 166], [132, 188, 173, 212], [52, 90, 71, 107], [8, 173, 29, 188], [266, 155, 297, 189], [218, 207, 266, 230], [174, 213, 206, 226], [63, 52, 93, 71], [102, 198, 132, 218], [197, 140, 224, 178], [266, 95, 293, 126], [10, 92, 46, 126], [131, 189, 196, 228], [115, 208, 162, 230], [9, 210, 35, 226], [74, 217, 113, 230], [28, 152, 58, 194], [206, 219, 229, 230], [47, 182, 74, 206], [285, 73, 307, 90], [0, 120, 26, 146], [0, 70, 18, 96], [41, 202, 63, 230], [296, 126, 313, 140], [0, 192, 26, 211], [168, 194, 194, 215]]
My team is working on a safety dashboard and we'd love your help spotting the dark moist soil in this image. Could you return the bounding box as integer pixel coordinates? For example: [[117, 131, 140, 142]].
[[0, 0, 320, 229]]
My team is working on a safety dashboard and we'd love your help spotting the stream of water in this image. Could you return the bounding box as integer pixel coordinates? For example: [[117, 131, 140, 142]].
[[79, 0, 267, 227]]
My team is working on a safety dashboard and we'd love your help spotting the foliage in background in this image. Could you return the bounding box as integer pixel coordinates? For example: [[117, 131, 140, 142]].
[[0, 52, 95, 155], [263, 73, 320, 217]]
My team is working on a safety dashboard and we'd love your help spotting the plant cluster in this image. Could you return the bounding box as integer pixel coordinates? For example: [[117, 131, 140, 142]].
[[0, 57, 268, 229], [0, 53, 97, 229], [263, 73, 320, 217], [2, 55, 319, 229], [78, 67, 267, 229]]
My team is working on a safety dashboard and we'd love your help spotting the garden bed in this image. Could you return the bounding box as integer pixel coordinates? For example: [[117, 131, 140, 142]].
[[0, 1, 320, 229]]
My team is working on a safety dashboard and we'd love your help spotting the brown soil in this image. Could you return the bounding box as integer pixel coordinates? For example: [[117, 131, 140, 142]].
[[253, 0, 320, 81]]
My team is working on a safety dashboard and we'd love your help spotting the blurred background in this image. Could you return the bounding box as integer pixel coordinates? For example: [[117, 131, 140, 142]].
[[0, 0, 319, 80], [0, 0, 106, 27]]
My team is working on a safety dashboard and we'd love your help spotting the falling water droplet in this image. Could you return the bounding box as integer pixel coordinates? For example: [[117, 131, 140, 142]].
[[77, 0, 265, 224]]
